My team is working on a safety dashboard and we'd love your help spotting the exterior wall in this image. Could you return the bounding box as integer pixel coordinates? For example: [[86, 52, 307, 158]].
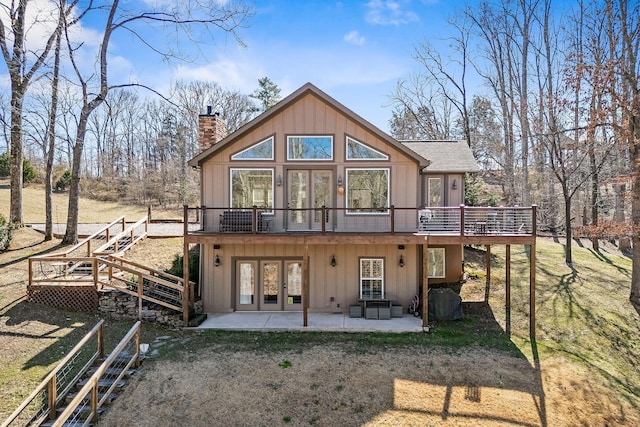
[[200, 93, 421, 219], [423, 173, 464, 207], [200, 242, 464, 313]]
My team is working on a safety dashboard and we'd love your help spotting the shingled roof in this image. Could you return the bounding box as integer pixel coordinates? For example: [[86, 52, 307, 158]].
[[400, 140, 480, 173]]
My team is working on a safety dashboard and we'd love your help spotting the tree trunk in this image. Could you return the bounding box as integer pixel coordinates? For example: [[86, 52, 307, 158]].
[[631, 116, 640, 305], [564, 187, 573, 266], [62, 105, 91, 245], [45, 21, 62, 241], [9, 78, 24, 224]]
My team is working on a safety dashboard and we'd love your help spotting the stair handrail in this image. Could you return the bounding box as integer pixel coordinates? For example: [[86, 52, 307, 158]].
[[53, 321, 141, 427], [1, 320, 105, 427], [31, 216, 126, 259], [91, 215, 149, 257], [97, 255, 193, 313]]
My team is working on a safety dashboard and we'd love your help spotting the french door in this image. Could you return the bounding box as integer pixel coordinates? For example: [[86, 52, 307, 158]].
[[287, 170, 332, 231], [236, 260, 303, 311]]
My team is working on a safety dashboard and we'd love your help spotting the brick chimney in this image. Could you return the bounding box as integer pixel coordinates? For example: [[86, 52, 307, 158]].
[[198, 106, 228, 152]]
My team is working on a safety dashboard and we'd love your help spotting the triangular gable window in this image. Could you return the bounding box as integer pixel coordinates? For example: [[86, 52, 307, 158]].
[[346, 137, 388, 160], [232, 137, 274, 160]]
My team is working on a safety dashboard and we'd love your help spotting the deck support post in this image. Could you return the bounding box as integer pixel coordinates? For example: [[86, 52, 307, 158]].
[[485, 244, 491, 302], [530, 205, 537, 338], [422, 236, 429, 329], [303, 244, 309, 327], [506, 244, 511, 308], [183, 205, 190, 327]]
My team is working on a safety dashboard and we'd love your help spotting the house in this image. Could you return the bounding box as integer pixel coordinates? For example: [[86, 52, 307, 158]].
[[185, 83, 537, 334]]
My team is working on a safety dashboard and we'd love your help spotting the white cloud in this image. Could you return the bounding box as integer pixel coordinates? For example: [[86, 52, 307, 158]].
[[344, 30, 365, 46], [365, 0, 420, 26]]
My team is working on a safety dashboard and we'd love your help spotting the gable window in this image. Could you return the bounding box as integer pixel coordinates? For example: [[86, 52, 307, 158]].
[[427, 248, 445, 278], [287, 136, 333, 160], [230, 169, 273, 211], [360, 258, 384, 300], [346, 136, 388, 160], [231, 137, 273, 160], [428, 177, 442, 207], [346, 168, 389, 214]]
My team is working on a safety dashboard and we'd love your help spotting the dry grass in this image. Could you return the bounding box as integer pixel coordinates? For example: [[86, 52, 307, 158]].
[[2, 181, 640, 426], [0, 178, 182, 223]]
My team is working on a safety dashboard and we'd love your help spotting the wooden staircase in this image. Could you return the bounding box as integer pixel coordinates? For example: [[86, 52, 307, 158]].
[[1, 321, 142, 427]]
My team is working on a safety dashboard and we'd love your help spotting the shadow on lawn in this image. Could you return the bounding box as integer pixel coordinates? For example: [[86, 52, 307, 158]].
[[393, 301, 548, 427], [0, 298, 98, 370]]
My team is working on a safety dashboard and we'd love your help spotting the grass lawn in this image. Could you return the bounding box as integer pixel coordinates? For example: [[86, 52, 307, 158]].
[[1, 181, 640, 425]]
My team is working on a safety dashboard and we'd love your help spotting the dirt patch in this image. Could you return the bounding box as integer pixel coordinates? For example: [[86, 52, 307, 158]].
[[98, 345, 638, 427]]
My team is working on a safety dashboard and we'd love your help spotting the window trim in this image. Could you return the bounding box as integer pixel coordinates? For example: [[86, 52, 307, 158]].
[[286, 135, 334, 161], [427, 248, 446, 278], [231, 136, 274, 161], [359, 257, 385, 300], [345, 167, 390, 215], [345, 136, 389, 161], [229, 168, 274, 214]]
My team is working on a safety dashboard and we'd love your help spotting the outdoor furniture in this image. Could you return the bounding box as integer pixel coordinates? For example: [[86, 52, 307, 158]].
[[349, 304, 362, 318], [360, 299, 393, 320], [219, 211, 269, 232]]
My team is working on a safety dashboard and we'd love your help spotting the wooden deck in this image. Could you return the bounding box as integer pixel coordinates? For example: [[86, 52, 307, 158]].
[[183, 205, 537, 246]]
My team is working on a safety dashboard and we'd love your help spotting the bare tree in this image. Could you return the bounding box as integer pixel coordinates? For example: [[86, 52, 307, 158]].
[[0, 0, 68, 224], [60, 0, 251, 244], [389, 16, 471, 145]]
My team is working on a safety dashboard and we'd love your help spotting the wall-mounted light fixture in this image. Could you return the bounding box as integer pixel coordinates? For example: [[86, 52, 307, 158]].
[[277, 175, 282, 186], [452, 179, 458, 190], [399, 255, 405, 268], [214, 254, 221, 267], [330, 255, 337, 267]]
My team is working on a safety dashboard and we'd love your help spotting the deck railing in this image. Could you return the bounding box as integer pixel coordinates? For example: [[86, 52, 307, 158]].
[[184, 205, 537, 236]]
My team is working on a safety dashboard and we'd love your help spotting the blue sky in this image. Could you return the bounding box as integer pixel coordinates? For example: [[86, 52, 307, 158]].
[[0, 0, 461, 133], [110, 0, 458, 132]]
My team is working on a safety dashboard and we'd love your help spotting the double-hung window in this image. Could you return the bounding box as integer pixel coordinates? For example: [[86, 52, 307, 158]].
[[360, 258, 384, 299]]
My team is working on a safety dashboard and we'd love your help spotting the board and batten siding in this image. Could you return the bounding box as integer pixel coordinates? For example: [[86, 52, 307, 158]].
[[200, 242, 463, 314], [200, 93, 421, 213]]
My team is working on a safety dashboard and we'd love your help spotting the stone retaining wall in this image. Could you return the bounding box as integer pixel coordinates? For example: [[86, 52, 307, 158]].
[[98, 288, 184, 328]]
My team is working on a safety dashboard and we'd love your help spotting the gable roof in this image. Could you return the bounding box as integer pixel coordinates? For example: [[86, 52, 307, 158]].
[[400, 140, 479, 173], [188, 82, 430, 168]]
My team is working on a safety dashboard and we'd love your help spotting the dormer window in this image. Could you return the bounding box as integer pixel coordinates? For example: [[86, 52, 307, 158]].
[[287, 136, 333, 160]]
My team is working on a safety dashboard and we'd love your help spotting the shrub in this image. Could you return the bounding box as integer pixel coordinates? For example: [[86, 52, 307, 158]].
[[165, 251, 199, 284], [22, 158, 36, 184], [0, 213, 15, 252], [55, 170, 72, 191], [0, 152, 8, 177], [0, 152, 38, 184]]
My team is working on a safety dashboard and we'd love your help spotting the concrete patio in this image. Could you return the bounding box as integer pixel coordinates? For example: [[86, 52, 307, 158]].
[[191, 311, 426, 333]]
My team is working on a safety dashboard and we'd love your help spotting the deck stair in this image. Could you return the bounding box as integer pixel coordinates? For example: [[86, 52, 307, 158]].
[[27, 215, 202, 326], [1, 321, 142, 427]]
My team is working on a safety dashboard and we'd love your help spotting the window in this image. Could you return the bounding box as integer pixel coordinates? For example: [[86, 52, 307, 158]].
[[428, 178, 442, 207], [346, 136, 388, 160], [346, 168, 389, 214], [287, 136, 333, 160], [427, 248, 445, 278], [230, 169, 273, 211], [360, 258, 384, 300], [231, 137, 273, 160]]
